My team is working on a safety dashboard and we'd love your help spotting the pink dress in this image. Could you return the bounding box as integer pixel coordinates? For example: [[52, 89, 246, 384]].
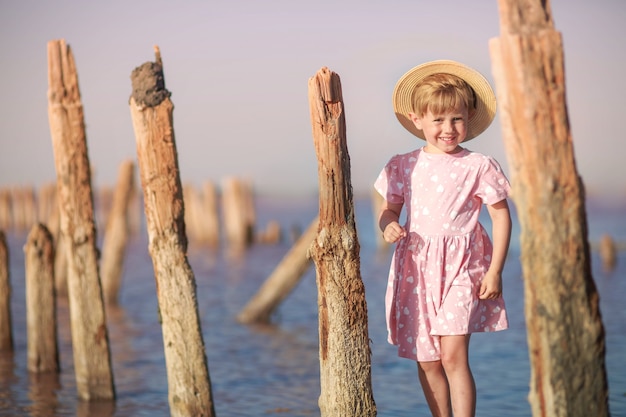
[[374, 147, 510, 362]]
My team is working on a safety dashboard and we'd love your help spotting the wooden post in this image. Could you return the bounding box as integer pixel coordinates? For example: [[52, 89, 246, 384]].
[[183, 184, 201, 245], [53, 233, 68, 298], [128, 46, 216, 417], [47, 39, 115, 400], [489, 2, 609, 416], [25, 223, 59, 373], [221, 177, 255, 249], [0, 191, 11, 231], [237, 216, 318, 324], [0, 231, 12, 352], [101, 160, 135, 305], [202, 181, 220, 248], [598, 234, 617, 273], [307, 67, 376, 417]]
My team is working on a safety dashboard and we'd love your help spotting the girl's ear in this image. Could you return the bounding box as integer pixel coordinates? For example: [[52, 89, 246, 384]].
[[408, 112, 422, 130], [468, 108, 476, 120]]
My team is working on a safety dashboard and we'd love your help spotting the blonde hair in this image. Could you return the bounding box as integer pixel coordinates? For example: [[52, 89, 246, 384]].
[[411, 73, 477, 117]]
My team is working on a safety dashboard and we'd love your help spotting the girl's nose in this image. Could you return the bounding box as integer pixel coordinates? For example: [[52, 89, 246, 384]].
[[443, 119, 455, 132]]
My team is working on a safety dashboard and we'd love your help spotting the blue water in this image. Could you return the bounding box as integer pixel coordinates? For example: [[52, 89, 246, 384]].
[[0, 195, 624, 417]]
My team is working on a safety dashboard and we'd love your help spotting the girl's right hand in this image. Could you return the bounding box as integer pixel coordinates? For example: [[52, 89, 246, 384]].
[[383, 222, 407, 243]]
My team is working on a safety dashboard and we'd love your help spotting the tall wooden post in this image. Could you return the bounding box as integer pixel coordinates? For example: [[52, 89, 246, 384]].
[[47, 39, 115, 400], [0, 231, 12, 352], [489, 2, 609, 416], [307, 67, 376, 417], [101, 159, 135, 305], [128, 46, 215, 417], [25, 223, 59, 373]]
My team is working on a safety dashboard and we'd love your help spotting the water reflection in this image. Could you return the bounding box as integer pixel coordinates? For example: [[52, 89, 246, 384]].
[[27, 372, 60, 417], [0, 352, 18, 412]]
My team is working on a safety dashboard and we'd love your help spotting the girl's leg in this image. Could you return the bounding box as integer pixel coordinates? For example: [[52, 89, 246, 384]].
[[417, 360, 452, 417], [440, 334, 476, 417]]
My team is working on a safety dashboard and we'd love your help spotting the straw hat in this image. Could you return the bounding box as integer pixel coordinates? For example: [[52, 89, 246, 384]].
[[392, 60, 496, 141]]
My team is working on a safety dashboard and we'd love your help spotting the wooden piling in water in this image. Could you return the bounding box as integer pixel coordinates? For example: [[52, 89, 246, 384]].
[[37, 183, 58, 232], [47, 39, 115, 400], [0, 191, 10, 231], [222, 177, 255, 249], [490, 2, 609, 415], [101, 160, 135, 305], [307, 67, 376, 417], [128, 46, 216, 417], [599, 234, 617, 273], [53, 233, 68, 298], [24, 223, 59, 373], [202, 181, 220, 248], [237, 216, 318, 324], [0, 231, 12, 352]]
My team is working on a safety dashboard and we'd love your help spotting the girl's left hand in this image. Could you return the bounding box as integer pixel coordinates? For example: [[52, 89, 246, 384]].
[[479, 271, 503, 300]]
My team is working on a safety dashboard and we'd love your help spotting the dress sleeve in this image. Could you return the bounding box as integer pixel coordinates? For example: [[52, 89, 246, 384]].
[[374, 154, 405, 205], [475, 156, 511, 205]]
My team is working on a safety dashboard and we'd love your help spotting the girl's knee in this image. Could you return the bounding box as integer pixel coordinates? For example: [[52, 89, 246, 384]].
[[418, 360, 443, 375]]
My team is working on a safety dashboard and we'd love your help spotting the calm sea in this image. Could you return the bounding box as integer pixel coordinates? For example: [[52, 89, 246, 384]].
[[0, 195, 624, 417]]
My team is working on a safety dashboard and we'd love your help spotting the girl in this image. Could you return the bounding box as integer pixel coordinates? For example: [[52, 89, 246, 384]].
[[375, 60, 512, 417]]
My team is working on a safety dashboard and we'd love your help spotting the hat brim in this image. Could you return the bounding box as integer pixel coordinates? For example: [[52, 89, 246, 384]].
[[392, 60, 496, 141]]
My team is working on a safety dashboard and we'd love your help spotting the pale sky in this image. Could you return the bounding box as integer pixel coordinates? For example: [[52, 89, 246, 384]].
[[0, 0, 624, 197]]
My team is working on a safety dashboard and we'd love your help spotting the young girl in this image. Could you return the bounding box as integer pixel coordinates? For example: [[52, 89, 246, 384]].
[[375, 60, 512, 417]]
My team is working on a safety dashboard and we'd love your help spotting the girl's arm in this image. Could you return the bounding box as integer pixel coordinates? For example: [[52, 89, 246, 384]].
[[379, 200, 406, 243], [479, 199, 512, 299]]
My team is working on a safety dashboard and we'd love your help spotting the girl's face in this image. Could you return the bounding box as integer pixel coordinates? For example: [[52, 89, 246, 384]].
[[409, 105, 470, 154]]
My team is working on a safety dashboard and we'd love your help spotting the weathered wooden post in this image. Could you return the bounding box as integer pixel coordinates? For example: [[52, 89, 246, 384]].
[[183, 184, 201, 245], [489, 2, 609, 416], [202, 181, 220, 248], [47, 39, 115, 400], [221, 177, 255, 249], [53, 233, 68, 298], [307, 67, 376, 417], [0, 191, 10, 231], [25, 223, 59, 373], [128, 46, 216, 417], [237, 217, 318, 324], [598, 234, 617, 273], [0, 231, 12, 352], [101, 159, 135, 305]]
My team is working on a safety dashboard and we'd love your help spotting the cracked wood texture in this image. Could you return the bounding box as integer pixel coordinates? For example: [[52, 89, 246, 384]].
[[129, 47, 215, 417], [47, 39, 115, 401], [308, 67, 376, 417], [490, 1, 609, 416]]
